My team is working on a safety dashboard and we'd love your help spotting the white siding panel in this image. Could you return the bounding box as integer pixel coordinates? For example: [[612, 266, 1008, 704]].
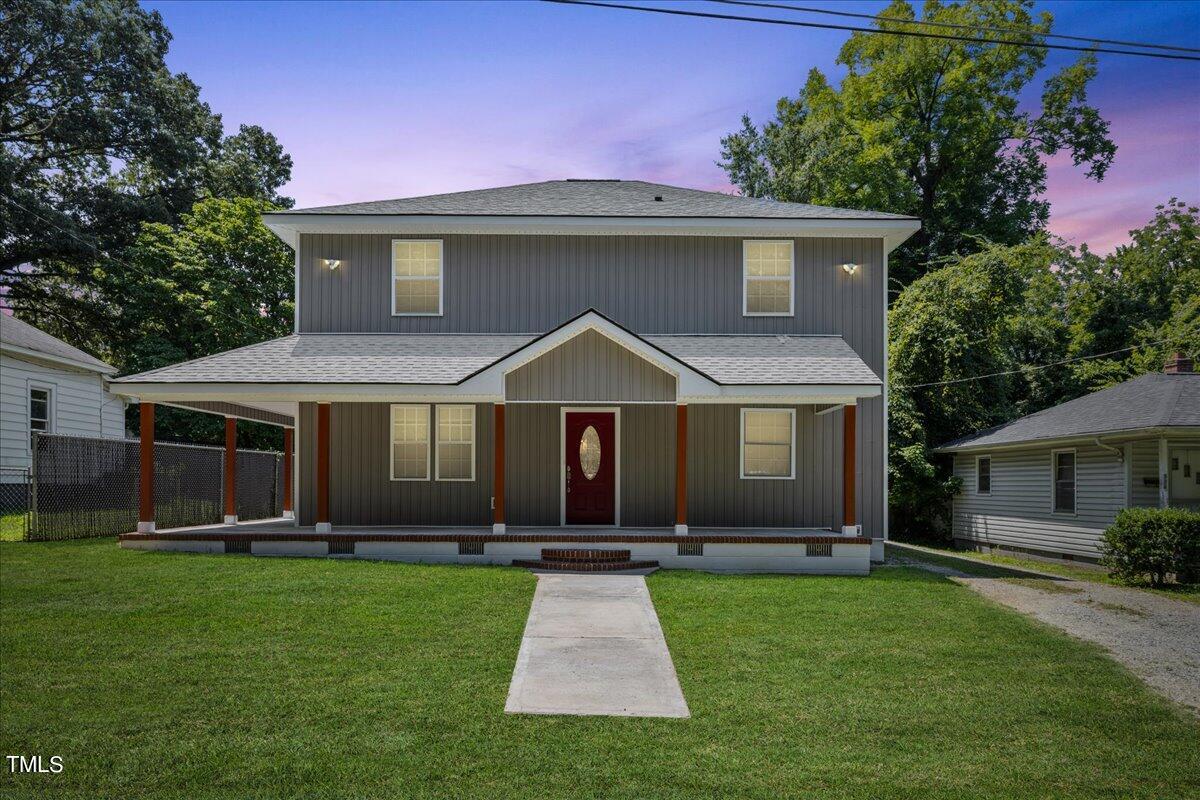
[[1129, 439, 1161, 508], [0, 353, 127, 472], [950, 443, 1128, 558]]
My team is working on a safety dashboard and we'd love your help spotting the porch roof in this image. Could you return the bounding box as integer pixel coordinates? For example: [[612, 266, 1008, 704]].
[[111, 321, 880, 390]]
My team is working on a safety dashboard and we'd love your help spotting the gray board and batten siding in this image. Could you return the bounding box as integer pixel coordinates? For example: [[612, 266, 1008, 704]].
[[505, 329, 676, 402], [297, 402, 845, 531], [297, 232, 885, 537]]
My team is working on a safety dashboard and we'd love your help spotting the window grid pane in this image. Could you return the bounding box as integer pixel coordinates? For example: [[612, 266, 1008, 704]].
[[743, 410, 792, 477], [393, 241, 442, 314], [744, 241, 792, 314], [1054, 453, 1075, 512], [391, 405, 429, 479], [436, 406, 474, 480], [978, 458, 991, 493]]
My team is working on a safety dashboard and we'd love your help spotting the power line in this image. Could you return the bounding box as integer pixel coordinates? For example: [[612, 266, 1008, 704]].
[[1, 194, 273, 342], [543, 0, 1200, 62], [712, 0, 1200, 55], [893, 337, 1189, 390]]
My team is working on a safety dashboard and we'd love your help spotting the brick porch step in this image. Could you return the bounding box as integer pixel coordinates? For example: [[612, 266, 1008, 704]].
[[511, 558, 660, 573], [539, 548, 632, 563]]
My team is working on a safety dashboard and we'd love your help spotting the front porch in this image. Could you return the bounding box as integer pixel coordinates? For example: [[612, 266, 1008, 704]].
[[119, 518, 873, 574]]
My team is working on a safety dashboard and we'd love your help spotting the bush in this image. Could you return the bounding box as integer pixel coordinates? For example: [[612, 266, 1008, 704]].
[[1101, 507, 1200, 586]]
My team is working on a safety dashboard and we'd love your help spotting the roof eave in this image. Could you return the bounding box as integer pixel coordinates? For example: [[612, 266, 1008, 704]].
[[0, 342, 115, 375], [262, 214, 921, 252], [935, 425, 1200, 453]]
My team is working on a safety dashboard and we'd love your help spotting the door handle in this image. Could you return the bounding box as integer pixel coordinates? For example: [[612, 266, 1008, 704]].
[[566, 465, 571, 492]]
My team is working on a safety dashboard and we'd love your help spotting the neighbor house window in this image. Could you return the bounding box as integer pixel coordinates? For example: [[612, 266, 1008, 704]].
[[743, 240, 794, 316], [390, 405, 430, 480], [29, 385, 52, 445], [435, 405, 475, 481], [1052, 450, 1076, 513], [740, 408, 795, 479], [976, 456, 991, 494], [392, 240, 443, 315]]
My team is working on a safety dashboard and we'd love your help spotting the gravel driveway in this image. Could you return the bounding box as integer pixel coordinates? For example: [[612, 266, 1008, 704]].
[[889, 552, 1200, 713]]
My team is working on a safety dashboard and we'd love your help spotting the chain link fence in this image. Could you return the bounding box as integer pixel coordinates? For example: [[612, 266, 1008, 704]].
[[0, 467, 31, 541], [26, 434, 283, 542]]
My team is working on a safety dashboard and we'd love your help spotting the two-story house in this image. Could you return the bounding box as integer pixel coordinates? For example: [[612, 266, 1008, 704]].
[[113, 180, 919, 573]]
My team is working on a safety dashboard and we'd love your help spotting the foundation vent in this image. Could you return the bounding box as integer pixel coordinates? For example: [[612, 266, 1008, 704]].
[[459, 540, 485, 556], [225, 538, 252, 555], [677, 541, 703, 557], [328, 539, 355, 555], [806, 543, 832, 558]]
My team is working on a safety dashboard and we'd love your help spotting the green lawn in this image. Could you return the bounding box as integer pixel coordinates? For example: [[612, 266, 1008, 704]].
[[888, 540, 1200, 604], [2, 541, 1197, 799], [0, 512, 26, 542]]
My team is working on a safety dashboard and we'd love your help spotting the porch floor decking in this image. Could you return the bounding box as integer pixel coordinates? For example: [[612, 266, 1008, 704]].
[[119, 518, 866, 545]]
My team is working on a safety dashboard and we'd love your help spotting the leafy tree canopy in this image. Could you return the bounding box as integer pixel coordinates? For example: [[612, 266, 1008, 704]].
[[719, 0, 1116, 287]]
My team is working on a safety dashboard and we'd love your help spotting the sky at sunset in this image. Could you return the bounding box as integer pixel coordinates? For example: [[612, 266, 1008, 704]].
[[146, 0, 1200, 253]]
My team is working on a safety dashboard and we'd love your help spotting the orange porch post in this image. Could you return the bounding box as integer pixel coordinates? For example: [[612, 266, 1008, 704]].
[[282, 427, 294, 519], [842, 403, 857, 535], [138, 402, 155, 533], [316, 403, 331, 533], [493, 403, 506, 534], [675, 404, 687, 535]]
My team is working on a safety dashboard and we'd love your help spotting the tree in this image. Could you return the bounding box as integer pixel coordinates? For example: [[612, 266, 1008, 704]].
[[117, 198, 295, 449], [719, 0, 1115, 287], [887, 237, 1070, 536], [1, 0, 293, 356]]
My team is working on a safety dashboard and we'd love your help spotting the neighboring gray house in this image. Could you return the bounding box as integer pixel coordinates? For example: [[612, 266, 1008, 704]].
[[111, 179, 920, 573], [0, 315, 127, 475], [938, 355, 1200, 562]]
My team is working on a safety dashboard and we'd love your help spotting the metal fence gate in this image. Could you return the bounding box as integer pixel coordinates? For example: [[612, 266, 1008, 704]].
[[25, 434, 283, 542]]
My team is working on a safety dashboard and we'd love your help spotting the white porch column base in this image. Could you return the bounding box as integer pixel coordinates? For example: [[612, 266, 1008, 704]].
[[841, 525, 861, 537], [674, 524, 688, 536], [223, 515, 238, 525], [870, 538, 884, 563], [281, 510, 295, 520], [492, 523, 506, 534], [315, 522, 332, 534], [136, 520, 156, 533]]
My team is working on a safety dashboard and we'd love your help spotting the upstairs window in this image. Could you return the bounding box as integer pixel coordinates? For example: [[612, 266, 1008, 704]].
[[435, 405, 475, 481], [1052, 450, 1076, 513], [743, 240, 794, 316], [740, 408, 795, 479], [392, 240, 443, 315], [976, 456, 991, 494], [390, 405, 430, 480]]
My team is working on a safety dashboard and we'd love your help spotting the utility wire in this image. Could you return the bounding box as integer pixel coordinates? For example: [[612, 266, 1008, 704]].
[[893, 336, 1190, 390], [1, 193, 271, 341], [543, 0, 1200, 62], [712, 0, 1200, 54]]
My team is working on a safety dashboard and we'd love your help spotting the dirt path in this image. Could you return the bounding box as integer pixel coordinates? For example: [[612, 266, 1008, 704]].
[[889, 552, 1200, 713]]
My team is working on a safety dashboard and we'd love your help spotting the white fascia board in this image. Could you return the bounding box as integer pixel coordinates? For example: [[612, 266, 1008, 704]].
[[0, 343, 114, 376], [109, 383, 502, 404], [457, 310, 720, 397], [262, 214, 921, 253], [934, 426, 1200, 454], [681, 385, 880, 404]]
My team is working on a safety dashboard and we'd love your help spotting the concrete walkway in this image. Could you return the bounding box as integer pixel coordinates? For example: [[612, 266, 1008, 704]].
[[505, 574, 690, 718]]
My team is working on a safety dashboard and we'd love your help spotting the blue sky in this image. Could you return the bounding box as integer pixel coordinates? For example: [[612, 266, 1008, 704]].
[[146, 0, 1200, 251]]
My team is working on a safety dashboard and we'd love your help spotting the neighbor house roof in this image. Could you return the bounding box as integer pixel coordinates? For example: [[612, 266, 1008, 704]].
[[271, 180, 916, 221], [937, 373, 1200, 452], [0, 314, 114, 374]]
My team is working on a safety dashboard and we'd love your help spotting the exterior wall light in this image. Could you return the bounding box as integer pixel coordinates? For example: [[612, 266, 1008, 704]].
[[322, 259, 342, 270], [840, 262, 859, 275]]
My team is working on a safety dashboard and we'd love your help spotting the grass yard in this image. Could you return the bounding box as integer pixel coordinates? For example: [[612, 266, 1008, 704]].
[[889, 540, 1200, 604], [0, 513, 27, 542], [2, 541, 1197, 799]]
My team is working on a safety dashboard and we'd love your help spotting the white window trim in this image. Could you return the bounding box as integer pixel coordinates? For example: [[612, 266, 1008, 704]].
[[975, 455, 992, 496], [391, 239, 444, 317], [434, 404, 476, 482], [28, 381, 56, 437], [739, 407, 796, 480], [742, 239, 795, 317], [1050, 448, 1077, 515], [389, 404, 431, 481]]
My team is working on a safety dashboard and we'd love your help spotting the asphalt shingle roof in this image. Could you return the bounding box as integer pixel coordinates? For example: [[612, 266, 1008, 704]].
[[0, 315, 114, 373], [938, 373, 1200, 451], [114, 332, 880, 387], [272, 180, 915, 221]]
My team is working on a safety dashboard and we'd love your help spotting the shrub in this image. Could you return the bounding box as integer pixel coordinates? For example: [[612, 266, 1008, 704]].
[[1101, 507, 1200, 586]]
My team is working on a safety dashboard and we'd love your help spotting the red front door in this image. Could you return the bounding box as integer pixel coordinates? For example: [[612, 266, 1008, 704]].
[[564, 411, 616, 525]]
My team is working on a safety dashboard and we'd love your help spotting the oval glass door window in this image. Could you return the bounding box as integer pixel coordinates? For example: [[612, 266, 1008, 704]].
[[579, 425, 601, 480]]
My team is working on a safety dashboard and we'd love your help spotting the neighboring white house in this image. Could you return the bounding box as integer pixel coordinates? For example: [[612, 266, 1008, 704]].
[[0, 315, 127, 474], [937, 354, 1200, 563]]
